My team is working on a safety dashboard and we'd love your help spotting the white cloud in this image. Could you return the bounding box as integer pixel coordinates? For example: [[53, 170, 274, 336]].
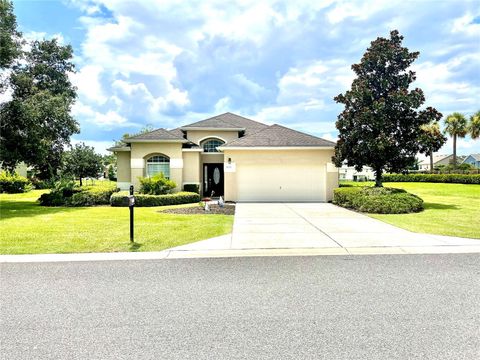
[[92, 110, 128, 127], [451, 12, 480, 37], [70, 139, 115, 155], [71, 65, 107, 104], [413, 54, 480, 114], [72, 101, 139, 129]]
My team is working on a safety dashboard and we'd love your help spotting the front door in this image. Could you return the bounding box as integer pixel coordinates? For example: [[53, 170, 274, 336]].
[[204, 163, 224, 197]]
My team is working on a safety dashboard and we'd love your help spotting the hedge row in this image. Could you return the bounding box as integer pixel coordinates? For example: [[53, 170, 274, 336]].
[[110, 191, 200, 207], [0, 172, 33, 193], [383, 173, 480, 184], [39, 182, 119, 206], [333, 186, 423, 214]]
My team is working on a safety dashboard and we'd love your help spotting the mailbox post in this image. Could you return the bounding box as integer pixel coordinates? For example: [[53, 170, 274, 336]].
[[128, 185, 135, 243]]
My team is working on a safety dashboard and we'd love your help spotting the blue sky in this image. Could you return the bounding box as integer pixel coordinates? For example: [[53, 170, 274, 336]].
[[13, 0, 480, 155]]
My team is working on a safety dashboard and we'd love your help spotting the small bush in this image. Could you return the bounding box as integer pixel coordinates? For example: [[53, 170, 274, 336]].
[[383, 173, 480, 184], [0, 171, 33, 193], [110, 191, 200, 207], [333, 186, 423, 214], [139, 174, 176, 195], [183, 184, 200, 194]]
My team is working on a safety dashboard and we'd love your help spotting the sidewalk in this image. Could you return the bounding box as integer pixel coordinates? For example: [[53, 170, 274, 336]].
[[1, 233, 479, 263]]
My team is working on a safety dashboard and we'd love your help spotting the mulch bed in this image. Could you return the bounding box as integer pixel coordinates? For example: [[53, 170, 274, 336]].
[[161, 203, 236, 215]]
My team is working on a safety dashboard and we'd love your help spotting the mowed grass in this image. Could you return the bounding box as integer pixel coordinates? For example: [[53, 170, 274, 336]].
[[0, 190, 233, 255], [341, 181, 480, 239]]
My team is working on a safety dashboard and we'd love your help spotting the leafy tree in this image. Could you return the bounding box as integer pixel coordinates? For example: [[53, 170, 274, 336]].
[[63, 143, 103, 186], [469, 110, 480, 139], [107, 164, 116, 181], [115, 124, 155, 146], [0, 39, 79, 179], [444, 112, 468, 168], [418, 121, 447, 172], [332, 30, 442, 186], [0, 0, 22, 73], [102, 153, 116, 166]]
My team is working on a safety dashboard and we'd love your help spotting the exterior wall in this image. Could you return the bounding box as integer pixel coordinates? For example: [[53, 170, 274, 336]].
[[222, 149, 337, 202], [130, 142, 183, 191], [326, 163, 339, 202], [339, 165, 375, 181], [116, 152, 131, 190], [182, 151, 201, 188], [185, 130, 240, 145], [463, 155, 480, 168]]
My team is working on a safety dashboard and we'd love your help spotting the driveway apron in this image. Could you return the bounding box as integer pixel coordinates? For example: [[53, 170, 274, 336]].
[[231, 203, 479, 249]]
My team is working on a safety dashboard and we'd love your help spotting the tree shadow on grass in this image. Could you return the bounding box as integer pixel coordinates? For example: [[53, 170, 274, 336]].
[[424, 202, 459, 210], [0, 199, 84, 221]]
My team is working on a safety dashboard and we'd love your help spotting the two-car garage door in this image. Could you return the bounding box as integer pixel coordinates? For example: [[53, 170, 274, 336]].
[[235, 158, 326, 202]]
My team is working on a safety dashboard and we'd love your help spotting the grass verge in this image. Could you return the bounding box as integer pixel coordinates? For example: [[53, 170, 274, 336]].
[[0, 190, 233, 254], [340, 181, 480, 239]]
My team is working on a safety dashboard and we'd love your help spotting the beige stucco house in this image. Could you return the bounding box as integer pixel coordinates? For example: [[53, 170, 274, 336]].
[[108, 113, 338, 202]]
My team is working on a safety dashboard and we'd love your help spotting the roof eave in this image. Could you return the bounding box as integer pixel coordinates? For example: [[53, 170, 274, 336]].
[[218, 146, 335, 151], [107, 146, 131, 152], [126, 139, 188, 143]]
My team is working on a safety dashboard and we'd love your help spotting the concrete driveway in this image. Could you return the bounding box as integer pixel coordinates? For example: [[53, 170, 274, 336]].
[[231, 203, 479, 249]]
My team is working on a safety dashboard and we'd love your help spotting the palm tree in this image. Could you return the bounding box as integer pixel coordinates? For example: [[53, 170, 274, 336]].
[[418, 122, 447, 172], [444, 112, 468, 168], [470, 110, 480, 139]]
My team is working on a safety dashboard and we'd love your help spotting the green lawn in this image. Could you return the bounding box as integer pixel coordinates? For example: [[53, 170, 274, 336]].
[[0, 190, 233, 255], [341, 181, 480, 239]]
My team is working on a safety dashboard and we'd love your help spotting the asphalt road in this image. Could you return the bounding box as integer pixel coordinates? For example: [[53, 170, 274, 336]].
[[1, 254, 479, 360]]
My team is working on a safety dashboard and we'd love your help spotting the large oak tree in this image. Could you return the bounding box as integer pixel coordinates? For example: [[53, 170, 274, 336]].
[[332, 30, 442, 186], [0, 31, 79, 178]]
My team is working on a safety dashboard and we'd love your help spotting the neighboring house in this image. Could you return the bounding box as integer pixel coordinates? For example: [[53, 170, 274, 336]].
[[461, 154, 480, 168], [108, 112, 338, 202], [418, 154, 467, 171], [0, 162, 29, 177], [339, 164, 375, 181]]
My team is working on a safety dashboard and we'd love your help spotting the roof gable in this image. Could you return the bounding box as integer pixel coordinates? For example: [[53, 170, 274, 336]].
[[221, 124, 336, 148], [124, 128, 185, 142], [180, 112, 268, 135]]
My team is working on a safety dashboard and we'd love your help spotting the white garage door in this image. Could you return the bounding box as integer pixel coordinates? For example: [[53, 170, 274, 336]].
[[236, 163, 325, 202]]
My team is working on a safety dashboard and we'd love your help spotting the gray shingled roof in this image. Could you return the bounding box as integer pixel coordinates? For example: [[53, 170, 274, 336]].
[[124, 128, 185, 141], [222, 124, 336, 147], [180, 112, 268, 135], [467, 154, 480, 161]]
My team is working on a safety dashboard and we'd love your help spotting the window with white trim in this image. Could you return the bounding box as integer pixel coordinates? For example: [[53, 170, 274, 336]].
[[146, 155, 170, 178], [202, 139, 225, 153]]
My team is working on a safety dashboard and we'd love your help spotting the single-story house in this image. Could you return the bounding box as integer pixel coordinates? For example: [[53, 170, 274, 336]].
[[418, 154, 467, 171], [108, 112, 338, 202], [339, 164, 375, 181], [461, 154, 480, 168]]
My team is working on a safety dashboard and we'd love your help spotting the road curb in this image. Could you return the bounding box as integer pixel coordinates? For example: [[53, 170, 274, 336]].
[[1, 245, 480, 263]]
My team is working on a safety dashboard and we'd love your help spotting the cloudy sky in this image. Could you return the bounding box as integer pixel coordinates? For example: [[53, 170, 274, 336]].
[[13, 0, 480, 155]]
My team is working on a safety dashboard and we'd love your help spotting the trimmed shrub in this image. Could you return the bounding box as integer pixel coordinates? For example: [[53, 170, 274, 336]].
[[68, 187, 118, 206], [333, 186, 423, 214], [110, 191, 200, 207], [39, 180, 118, 206], [382, 173, 480, 184], [0, 171, 33, 193], [183, 183, 200, 194], [138, 174, 176, 195]]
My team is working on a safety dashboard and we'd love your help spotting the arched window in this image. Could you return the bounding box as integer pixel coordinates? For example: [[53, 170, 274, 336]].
[[202, 139, 225, 153], [146, 155, 170, 178]]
